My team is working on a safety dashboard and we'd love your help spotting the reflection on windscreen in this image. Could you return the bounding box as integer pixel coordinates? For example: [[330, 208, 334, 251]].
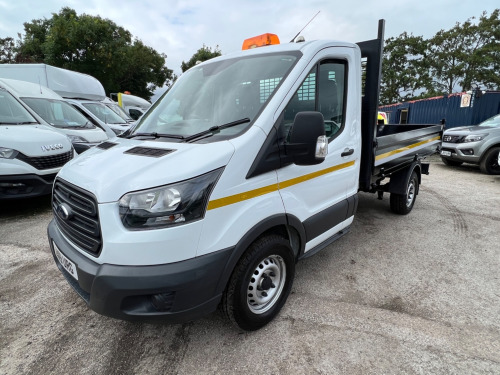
[[133, 52, 300, 139], [106, 103, 132, 121], [479, 114, 500, 127], [83, 103, 127, 124], [22, 98, 92, 128], [0, 90, 37, 124]]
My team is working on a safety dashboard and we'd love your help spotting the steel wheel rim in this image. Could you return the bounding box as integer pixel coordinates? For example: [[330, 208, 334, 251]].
[[406, 180, 415, 208], [247, 255, 286, 314]]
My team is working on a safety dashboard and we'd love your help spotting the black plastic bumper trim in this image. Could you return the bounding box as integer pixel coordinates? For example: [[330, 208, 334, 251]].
[[48, 219, 234, 323], [0, 173, 56, 199]]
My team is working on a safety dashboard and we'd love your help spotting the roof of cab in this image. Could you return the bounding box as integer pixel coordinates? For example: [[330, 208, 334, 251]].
[[0, 78, 63, 100], [195, 39, 358, 69]]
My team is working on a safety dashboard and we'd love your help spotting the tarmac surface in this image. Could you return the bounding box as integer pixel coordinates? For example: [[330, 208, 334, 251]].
[[1, 156, 499, 374]]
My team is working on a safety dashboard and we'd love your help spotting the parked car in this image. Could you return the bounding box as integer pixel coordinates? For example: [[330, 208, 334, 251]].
[[441, 113, 500, 174], [0, 82, 74, 199], [68, 99, 132, 136], [0, 63, 126, 137], [0, 78, 109, 154]]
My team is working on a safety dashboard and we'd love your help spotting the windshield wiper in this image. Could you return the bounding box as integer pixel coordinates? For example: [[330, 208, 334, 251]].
[[0, 121, 38, 125], [126, 132, 185, 140], [184, 118, 251, 143]]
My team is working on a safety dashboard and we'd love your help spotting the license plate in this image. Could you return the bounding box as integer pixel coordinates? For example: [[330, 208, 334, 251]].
[[53, 242, 78, 280], [441, 151, 451, 157]]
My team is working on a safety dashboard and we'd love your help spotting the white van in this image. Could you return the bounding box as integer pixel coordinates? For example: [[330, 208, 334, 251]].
[[0, 64, 130, 136], [0, 78, 109, 153], [68, 99, 132, 136], [0, 83, 74, 199]]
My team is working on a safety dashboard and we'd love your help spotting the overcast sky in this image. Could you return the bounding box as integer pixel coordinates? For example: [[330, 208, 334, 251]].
[[1, 1, 498, 98]]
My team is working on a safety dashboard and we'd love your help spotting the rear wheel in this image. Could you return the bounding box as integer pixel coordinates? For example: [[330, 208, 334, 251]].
[[441, 157, 463, 167], [390, 171, 418, 215], [479, 147, 500, 175], [222, 235, 295, 331]]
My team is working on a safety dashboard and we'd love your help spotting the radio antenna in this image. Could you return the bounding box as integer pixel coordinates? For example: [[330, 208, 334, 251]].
[[290, 11, 320, 43]]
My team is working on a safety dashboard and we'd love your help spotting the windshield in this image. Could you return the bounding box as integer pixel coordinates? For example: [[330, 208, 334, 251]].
[[22, 97, 93, 129], [132, 52, 300, 140], [82, 102, 127, 124], [478, 114, 500, 127], [106, 102, 133, 122], [0, 89, 38, 125]]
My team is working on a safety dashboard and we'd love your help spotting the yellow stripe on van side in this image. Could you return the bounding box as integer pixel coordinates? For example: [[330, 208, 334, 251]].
[[207, 160, 355, 211], [375, 135, 441, 161], [278, 160, 355, 189]]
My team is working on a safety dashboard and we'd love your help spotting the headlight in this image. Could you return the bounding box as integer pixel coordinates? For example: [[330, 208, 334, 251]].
[[0, 147, 19, 159], [119, 168, 223, 229], [464, 134, 486, 143], [67, 135, 88, 143]]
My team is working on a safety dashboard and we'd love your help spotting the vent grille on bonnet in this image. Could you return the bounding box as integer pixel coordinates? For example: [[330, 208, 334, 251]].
[[97, 141, 118, 150], [124, 147, 174, 157]]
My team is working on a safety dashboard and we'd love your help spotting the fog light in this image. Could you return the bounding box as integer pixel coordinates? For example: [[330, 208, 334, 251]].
[[462, 149, 474, 155]]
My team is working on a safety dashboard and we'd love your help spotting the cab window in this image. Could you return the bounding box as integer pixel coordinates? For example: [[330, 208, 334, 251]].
[[282, 60, 346, 141]]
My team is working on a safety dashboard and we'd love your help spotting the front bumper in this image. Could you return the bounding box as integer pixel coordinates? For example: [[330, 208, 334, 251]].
[[0, 173, 56, 199], [440, 141, 482, 164], [48, 219, 233, 322]]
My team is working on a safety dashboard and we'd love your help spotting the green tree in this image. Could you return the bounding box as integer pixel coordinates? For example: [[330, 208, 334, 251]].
[[380, 32, 431, 104], [427, 9, 500, 93], [16, 7, 173, 100], [181, 45, 221, 72], [0, 37, 16, 63]]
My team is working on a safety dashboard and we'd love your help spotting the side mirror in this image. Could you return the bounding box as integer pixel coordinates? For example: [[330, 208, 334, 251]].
[[286, 111, 328, 166]]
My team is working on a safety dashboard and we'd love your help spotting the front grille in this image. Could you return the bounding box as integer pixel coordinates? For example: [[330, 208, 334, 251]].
[[17, 150, 73, 170], [52, 179, 102, 256], [442, 135, 462, 143], [124, 147, 174, 157]]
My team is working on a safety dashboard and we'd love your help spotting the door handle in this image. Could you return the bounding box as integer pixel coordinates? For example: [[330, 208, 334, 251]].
[[341, 148, 354, 157]]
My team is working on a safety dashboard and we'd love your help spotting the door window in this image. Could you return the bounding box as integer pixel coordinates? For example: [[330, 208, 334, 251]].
[[281, 60, 346, 141]]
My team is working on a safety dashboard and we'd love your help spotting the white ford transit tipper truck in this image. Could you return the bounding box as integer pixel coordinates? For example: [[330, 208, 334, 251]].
[[48, 21, 443, 330], [0, 78, 109, 154], [0, 83, 74, 199]]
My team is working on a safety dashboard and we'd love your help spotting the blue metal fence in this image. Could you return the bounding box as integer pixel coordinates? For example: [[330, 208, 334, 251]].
[[379, 92, 500, 128]]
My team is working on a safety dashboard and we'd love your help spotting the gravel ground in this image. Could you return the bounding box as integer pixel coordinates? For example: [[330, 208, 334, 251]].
[[1, 156, 499, 375]]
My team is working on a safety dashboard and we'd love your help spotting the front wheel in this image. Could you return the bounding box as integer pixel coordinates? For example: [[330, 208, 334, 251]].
[[390, 171, 419, 215], [222, 235, 295, 331], [479, 147, 500, 175]]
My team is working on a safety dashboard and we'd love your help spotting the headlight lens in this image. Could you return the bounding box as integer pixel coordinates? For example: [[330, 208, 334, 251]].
[[67, 135, 88, 143], [119, 168, 223, 229], [464, 134, 486, 143], [0, 147, 19, 159]]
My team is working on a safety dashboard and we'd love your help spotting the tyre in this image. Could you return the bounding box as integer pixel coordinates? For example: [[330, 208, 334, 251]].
[[479, 147, 500, 175], [222, 235, 295, 331], [390, 171, 418, 215], [441, 157, 463, 167]]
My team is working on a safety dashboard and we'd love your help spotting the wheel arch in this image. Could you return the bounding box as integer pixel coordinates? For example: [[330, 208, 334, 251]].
[[214, 214, 306, 296], [478, 143, 500, 164], [388, 161, 421, 195]]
